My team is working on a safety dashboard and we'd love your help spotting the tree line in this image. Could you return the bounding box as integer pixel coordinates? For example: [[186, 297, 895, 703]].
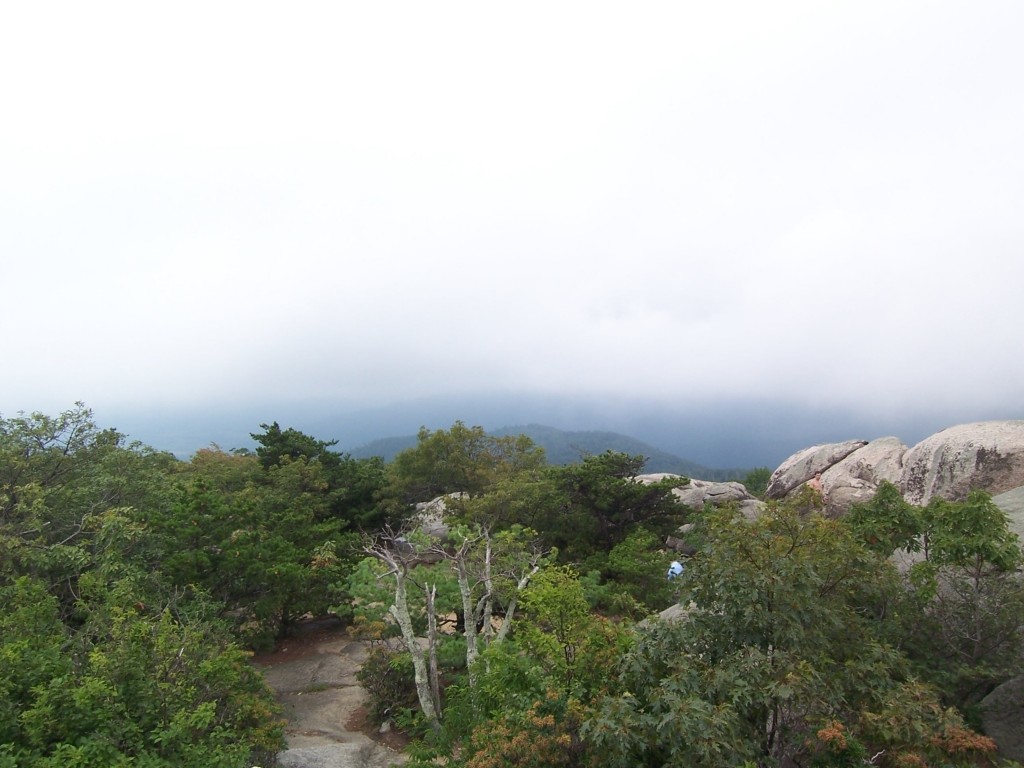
[[1, 405, 1021, 767]]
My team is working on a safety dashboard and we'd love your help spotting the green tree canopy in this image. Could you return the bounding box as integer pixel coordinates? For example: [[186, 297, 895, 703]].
[[0, 406, 285, 766], [845, 479, 922, 557], [0, 575, 283, 767], [585, 502, 995, 768], [250, 421, 388, 530], [845, 483, 1024, 712], [386, 421, 545, 504], [0, 403, 178, 614], [541, 451, 686, 563], [740, 466, 771, 498], [139, 447, 359, 647]]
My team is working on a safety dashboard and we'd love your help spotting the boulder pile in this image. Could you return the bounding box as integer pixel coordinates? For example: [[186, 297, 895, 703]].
[[764, 420, 1024, 517]]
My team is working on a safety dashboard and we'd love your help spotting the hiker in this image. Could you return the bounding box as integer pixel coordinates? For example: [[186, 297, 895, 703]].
[[807, 472, 824, 498]]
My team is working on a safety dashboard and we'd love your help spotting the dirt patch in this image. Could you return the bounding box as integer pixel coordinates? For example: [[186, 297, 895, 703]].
[[252, 615, 348, 667]]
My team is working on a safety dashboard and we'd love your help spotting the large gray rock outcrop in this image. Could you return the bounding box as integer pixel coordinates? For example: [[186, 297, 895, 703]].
[[820, 437, 906, 516], [673, 478, 753, 509], [764, 440, 868, 500], [412, 493, 466, 540], [638, 474, 763, 518], [992, 486, 1024, 541], [639, 474, 763, 551], [901, 421, 1024, 506], [636, 472, 686, 485], [980, 673, 1024, 762], [765, 421, 1024, 517]]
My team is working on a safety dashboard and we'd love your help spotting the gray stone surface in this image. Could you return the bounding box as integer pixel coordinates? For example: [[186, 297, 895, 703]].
[[980, 673, 1024, 762], [641, 474, 763, 542], [277, 743, 399, 768], [764, 421, 1024, 517], [900, 421, 1024, 506], [412, 493, 465, 540], [674, 479, 754, 509], [261, 651, 362, 695], [993, 485, 1024, 540], [820, 436, 906, 516], [255, 637, 406, 768], [637, 474, 757, 511], [765, 440, 868, 500]]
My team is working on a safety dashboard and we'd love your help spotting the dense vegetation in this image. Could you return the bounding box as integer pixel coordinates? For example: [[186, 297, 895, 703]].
[[2, 406, 1022, 767], [352, 422, 751, 480]]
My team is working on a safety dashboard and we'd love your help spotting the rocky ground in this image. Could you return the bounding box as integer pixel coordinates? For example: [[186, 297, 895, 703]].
[[253, 618, 408, 768]]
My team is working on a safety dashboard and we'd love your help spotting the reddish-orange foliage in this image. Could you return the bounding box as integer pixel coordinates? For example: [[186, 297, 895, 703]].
[[816, 720, 849, 751], [931, 725, 997, 756], [465, 692, 593, 768]]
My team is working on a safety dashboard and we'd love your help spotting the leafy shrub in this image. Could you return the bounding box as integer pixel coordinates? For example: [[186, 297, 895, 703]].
[[357, 645, 419, 725]]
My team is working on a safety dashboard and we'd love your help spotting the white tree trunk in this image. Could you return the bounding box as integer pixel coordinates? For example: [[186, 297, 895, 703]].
[[456, 556, 480, 673], [424, 582, 442, 718], [481, 537, 495, 643], [495, 565, 540, 644], [387, 567, 440, 729]]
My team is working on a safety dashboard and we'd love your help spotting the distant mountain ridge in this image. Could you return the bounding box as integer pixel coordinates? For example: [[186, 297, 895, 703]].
[[349, 423, 750, 480], [101, 391, 1012, 469]]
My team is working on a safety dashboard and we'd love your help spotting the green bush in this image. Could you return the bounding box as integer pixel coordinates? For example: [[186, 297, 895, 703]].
[[357, 645, 420, 725]]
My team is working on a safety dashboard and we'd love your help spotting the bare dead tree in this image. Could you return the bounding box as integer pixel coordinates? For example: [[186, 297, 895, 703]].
[[365, 524, 549, 724], [363, 527, 442, 729]]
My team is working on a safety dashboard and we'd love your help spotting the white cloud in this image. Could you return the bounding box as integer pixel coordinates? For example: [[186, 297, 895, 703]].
[[2, 1, 1023, 423]]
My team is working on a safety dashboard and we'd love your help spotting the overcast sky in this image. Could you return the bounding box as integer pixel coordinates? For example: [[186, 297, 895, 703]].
[[3, 2, 1022, 430]]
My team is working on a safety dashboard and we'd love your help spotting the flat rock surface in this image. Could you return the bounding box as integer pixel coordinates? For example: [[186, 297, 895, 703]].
[[253, 619, 407, 768], [993, 485, 1024, 540]]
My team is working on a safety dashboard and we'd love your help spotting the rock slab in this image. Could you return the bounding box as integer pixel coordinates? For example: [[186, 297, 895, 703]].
[[765, 421, 1024, 516], [901, 421, 1024, 506], [765, 440, 868, 500], [256, 637, 406, 768], [980, 673, 1024, 763], [992, 486, 1024, 540], [821, 436, 906, 516]]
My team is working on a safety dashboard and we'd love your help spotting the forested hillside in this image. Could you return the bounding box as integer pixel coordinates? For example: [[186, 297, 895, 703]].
[[352, 422, 749, 479], [2, 406, 1022, 767]]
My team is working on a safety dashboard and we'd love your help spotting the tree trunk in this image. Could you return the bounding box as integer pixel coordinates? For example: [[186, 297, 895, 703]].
[[456, 557, 480, 674], [481, 537, 495, 643], [495, 564, 540, 644], [388, 570, 440, 729], [425, 582, 442, 719]]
